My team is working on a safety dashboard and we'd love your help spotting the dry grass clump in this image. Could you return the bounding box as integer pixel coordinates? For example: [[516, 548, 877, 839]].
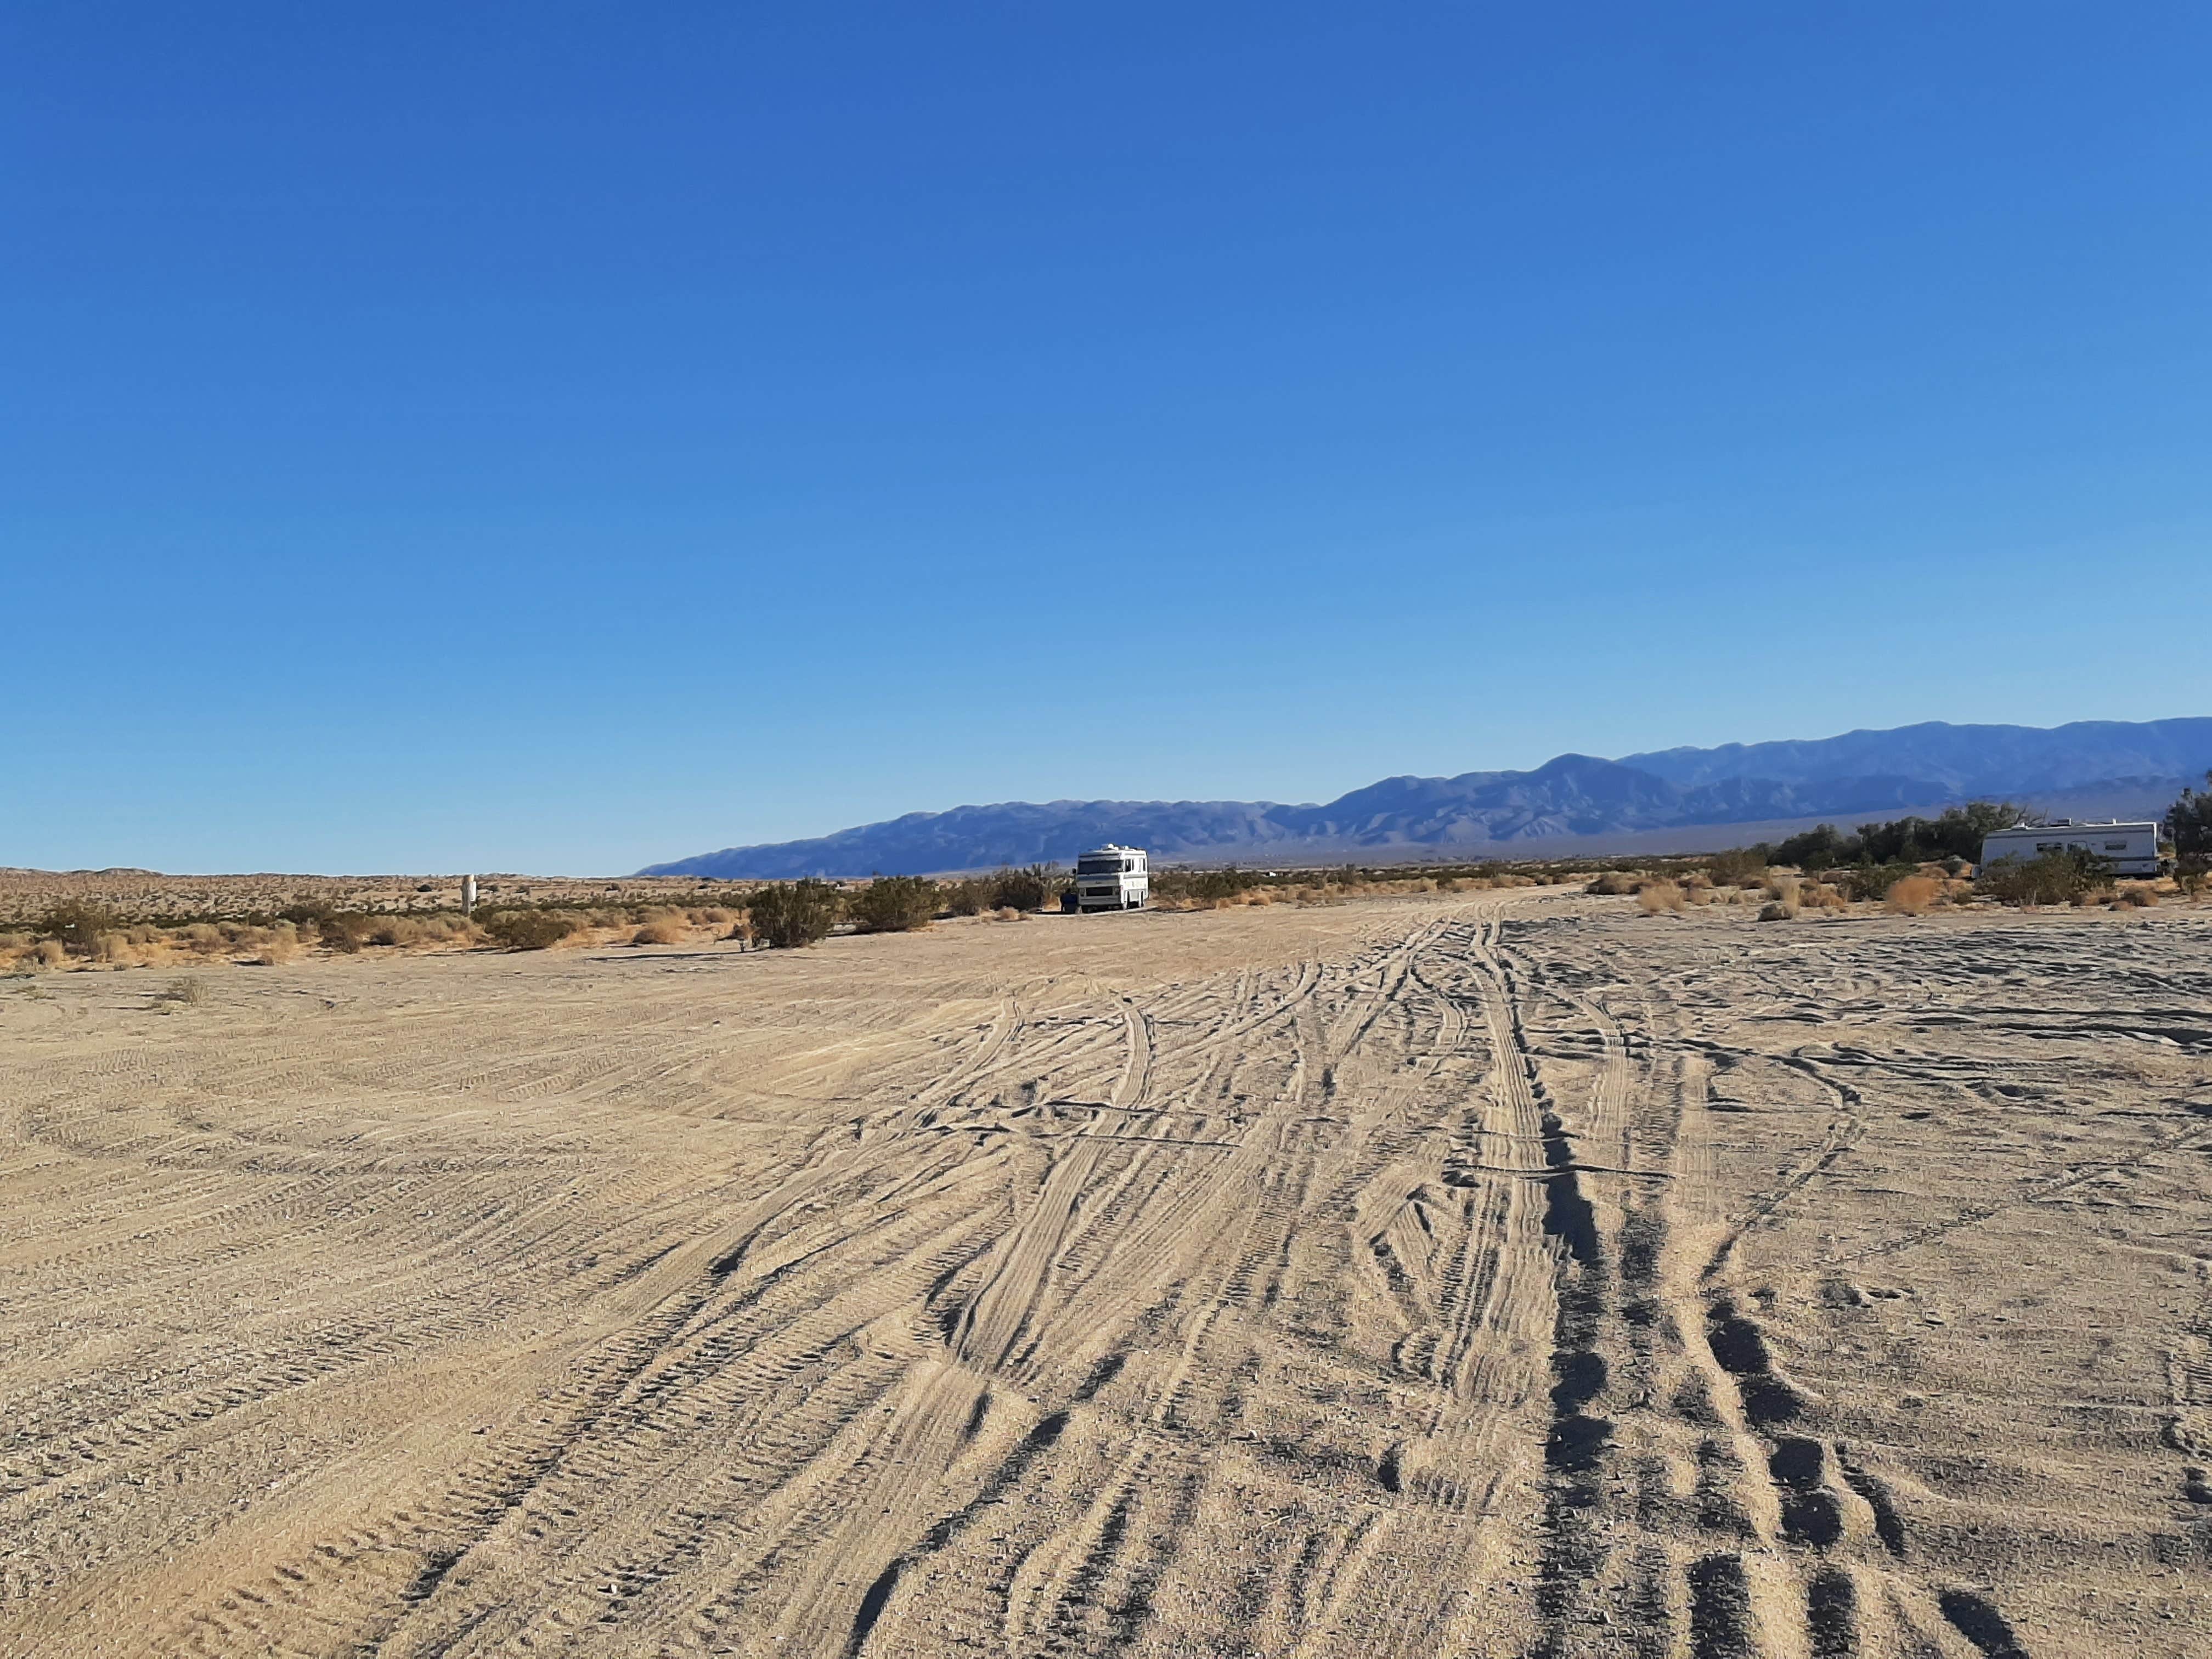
[[255, 928, 302, 966], [1884, 876, 1942, 916], [632, 915, 691, 946], [1800, 882, 1848, 912], [157, 976, 210, 1008], [991, 906, 1024, 922], [1757, 896, 1799, 922], [1585, 871, 1643, 896], [1637, 882, 1686, 915], [2112, 883, 2159, 909]]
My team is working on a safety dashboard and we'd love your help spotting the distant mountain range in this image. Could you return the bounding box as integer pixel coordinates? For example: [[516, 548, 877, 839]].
[[641, 718, 2212, 879]]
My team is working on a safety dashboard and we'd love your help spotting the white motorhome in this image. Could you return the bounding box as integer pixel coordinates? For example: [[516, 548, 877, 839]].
[[1978, 820, 2163, 878], [1075, 845, 1149, 912]]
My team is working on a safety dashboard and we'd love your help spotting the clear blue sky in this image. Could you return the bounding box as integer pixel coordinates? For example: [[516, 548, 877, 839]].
[[7, 4, 2209, 873]]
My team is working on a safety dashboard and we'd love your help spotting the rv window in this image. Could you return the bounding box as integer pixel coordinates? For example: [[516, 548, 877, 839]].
[[2104, 842, 2128, 851]]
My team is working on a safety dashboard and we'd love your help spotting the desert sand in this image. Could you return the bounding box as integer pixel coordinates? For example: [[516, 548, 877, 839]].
[[3, 888, 2208, 1657]]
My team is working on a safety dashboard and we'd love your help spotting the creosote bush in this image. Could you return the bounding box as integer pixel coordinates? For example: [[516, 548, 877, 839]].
[[943, 879, 990, 917], [746, 879, 842, 949], [481, 910, 585, 950], [985, 866, 1055, 912], [1978, 849, 2109, 909], [36, 900, 120, 958], [850, 876, 943, 934]]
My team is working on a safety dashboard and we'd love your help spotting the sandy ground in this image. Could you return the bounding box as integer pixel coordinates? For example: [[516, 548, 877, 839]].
[[3, 889, 2209, 1658]]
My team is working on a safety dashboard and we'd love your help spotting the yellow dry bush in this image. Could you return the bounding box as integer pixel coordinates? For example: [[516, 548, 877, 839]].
[[993, 906, 1024, 921], [1637, 881, 1685, 915], [2114, 884, 2158, 908], [633, 917, 689, 946], [1884, 876, 1942, 916], [1585, 871, 1642, 896], [93, 931, 142, 966], [1801, 883, 1848, 912]]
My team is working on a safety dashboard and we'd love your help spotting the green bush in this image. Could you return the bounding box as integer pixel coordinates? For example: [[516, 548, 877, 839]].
[[2166, 772, 2212, 861], [1706, 847, 1768, 885], [850, 875, 942, 933], [481, 909, 584, 950], [746, 879, 842, 948], [985, 866, 1054, 912], [1775, 804, 2024, 871], [942, 878, 990, 917], [1978, 848, 2110, 908], [35, 900, 119, 958]]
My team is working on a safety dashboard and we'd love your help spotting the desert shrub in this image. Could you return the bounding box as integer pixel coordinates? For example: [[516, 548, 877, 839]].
[[1978, 848, 2109, 909], [1757, 900, 1796, 922], [992, 906, 1024, 922], [2166, 772, 2212, 861], [1637, 881, 1685, 915], [31, 939, 67, 969], [367, 917, 430, 947], [2114, 884, 2158, 908], [1771, 825, 1847, 871], [1884, 876, 1942, 915], [1801, 882, 1849, 912], [37, 900, 119, 958], [746, 880, 841, 949], [160, 976, 210, 1007], [1839, 863, 1918, 904], [986, 866, 1056, 912], [317, 912, 381, 953], [850, 876, 943, 934], [1585, 871, 1643, 896], [943, 879, 989, 917], [632, 916, 689, 946], [179, 922, 228, 956], [1706, 847, 1768, 885], [481, 909, 584, 950], [253, 924, 302, 965]]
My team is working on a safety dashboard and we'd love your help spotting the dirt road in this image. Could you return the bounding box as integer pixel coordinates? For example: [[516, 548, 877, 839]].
[[4, 891, 2208, 1656]]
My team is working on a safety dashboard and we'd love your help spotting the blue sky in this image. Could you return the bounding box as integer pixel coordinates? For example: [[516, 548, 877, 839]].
[[7, 4, 2210, 873]]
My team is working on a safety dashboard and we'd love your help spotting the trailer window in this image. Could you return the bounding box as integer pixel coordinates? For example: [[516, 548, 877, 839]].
[[2104, 841, 2128, 850]]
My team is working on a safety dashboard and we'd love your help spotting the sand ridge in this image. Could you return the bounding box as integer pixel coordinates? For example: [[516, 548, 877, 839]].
[[3, 891, 2208, 1656]]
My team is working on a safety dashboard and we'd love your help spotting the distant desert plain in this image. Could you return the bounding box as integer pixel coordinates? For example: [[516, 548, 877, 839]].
[[4, 883, 2210, 1657]]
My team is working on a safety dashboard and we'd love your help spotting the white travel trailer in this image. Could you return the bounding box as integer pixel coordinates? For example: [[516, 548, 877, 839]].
[[1075, 845, 1149, 912], [1978, 820, 2163, 878]]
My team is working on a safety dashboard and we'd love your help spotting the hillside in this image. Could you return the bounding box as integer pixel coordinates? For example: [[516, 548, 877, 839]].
[[642, 718, 2212, 878]]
